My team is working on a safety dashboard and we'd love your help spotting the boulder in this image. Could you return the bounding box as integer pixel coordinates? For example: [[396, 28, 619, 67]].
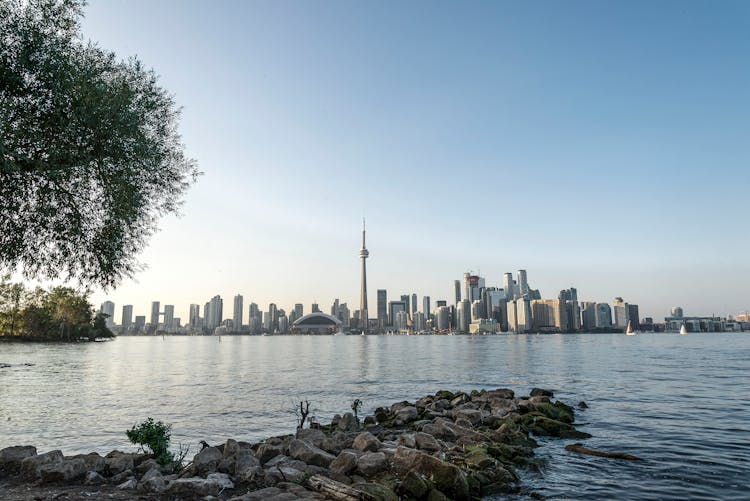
[[109, 469, 134, 484], [486, 388, 514, 400], [20, 450, 64, 480], [352, 432, 381, 452], [104, 453, 136, 476], [166, 473, 234, 497], [398, 434, 416, 448], [67, 453, 105, 474], [398, 469, 432, 498], [338, 412, 359, 432], [530, 388, 554, 397], [262, 464, 306, 484], [489, 398, 518, 416], [394, 406, 419, 426], [0, 445, 37, 472], [329, 450, 358, 475], [117, 478, 137, 490], [454, 408, 484, 427], [392, 446, 470, 500], [296, 428, 328, 449], [256, 443, 284, 465], [84, 471, 107, 485], [352, 482, 399, 501], [139, 468, 167, 493], [414, 432, 441, 453], [236, 464, 262, 484], [450, 393, 469, 407], [356, 451, 387, 476], [192, 446, 223, 475], [287, 439, 335, 468], [39, 458, 87, 483]]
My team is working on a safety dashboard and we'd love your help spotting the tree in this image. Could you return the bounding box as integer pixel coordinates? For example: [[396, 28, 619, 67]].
[[0, 0, 199, 288]]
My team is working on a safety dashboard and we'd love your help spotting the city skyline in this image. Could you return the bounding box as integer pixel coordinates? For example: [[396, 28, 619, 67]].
[[43, 1, 750, 319]]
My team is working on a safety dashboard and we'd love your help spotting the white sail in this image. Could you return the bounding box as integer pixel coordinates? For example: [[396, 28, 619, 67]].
[[625, 320, 636, 335], [680, 324, 688, 335]]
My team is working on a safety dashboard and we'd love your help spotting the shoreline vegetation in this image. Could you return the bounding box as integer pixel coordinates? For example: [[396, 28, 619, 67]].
[[0, 387, 608, 500], [0, 279, 114, 343]]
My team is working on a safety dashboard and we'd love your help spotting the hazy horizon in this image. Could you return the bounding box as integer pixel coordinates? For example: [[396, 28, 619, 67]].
[[21, 0, 750, 322]]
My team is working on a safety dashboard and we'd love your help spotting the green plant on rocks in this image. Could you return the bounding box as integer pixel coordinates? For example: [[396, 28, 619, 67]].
[[126, 418, 174, 465], [351, 398, 363, 422]]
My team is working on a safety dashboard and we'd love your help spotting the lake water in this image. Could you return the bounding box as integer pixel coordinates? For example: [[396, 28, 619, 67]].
[[1, 333, 748, 499]]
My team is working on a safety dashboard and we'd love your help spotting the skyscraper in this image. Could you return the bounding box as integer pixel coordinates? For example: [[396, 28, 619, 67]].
[[359, 218, 369, 330], [377, 289, 387, 328], [411, 293, 417, 315], [121, 305, 133, 333], [422, 296, 431, 319], [189, 304, 200, 329], [150, 301, 160, 332], [518, 269, 529, 296], [294, 303, 303, 319], [99, 301, 115, 330], [233, 294, 244, 332], [163, 304, 174, 331], [454, 280, 461, 304]]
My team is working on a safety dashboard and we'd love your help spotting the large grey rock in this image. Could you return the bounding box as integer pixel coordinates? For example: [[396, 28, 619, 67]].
[[109, 469, 134, 484], [454, 408, 484, 426], [352, 432, 381, 452], [414, 432, 441, 452], [236, 464, 263, 483], [356, 452, 387, 476], [0, 445, 36, 472], [139, 468, 166, 493], [287, 439, 335, 468], [67, 453, 106, 474], [117, 478, 137, 490], [263, 464, 306, 484], [296, 428, 329, 449], [166, 474, 234, 497], [192, 446, 223, 475], [329, 450, 358, 475], [338, 412, 359, 432], [104, 453, 136, 476], [39, 458, 87, 483], [256, 443, 284, 465], [392, 446, 469, 500], [20, 450, 63, 480], [398, 434, 417, 449], [84, 470, 107, 485], [394, 406, 419, 426]]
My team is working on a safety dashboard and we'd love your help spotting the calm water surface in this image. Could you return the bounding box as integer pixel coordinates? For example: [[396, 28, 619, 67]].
[[1, 333, 748, 499]]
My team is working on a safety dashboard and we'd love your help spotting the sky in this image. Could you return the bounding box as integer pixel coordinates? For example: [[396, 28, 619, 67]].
[[69, 0, 750, 322]]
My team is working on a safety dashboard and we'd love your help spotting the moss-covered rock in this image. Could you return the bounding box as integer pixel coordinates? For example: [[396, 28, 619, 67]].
[[352, 482, 399, 501], [398, 470, 432, 499], [520, 414, 591, 439], [530, 388, 554, 397], [533, 402, 574, 424]]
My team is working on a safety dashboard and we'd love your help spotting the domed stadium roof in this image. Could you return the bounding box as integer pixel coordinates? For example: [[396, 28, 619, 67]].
[[292, 312, 342, 326]]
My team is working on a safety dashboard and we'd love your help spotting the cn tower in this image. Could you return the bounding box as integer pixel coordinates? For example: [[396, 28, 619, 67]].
[[359, 218, 369, 331]]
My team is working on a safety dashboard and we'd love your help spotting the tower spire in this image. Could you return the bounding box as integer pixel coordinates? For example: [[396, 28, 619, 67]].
[[359, 218, 369, 332]]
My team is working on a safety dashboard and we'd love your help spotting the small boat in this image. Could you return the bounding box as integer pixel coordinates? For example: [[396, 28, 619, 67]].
[[625, 321, 636, 335], [680, 323, 688, 335]]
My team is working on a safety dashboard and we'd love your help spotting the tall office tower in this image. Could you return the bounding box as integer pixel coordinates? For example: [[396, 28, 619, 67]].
[[517, 270, 529, 296], [268, 303, 278, 332], [338, 303, 350, 327], [627, 304, 640, 328], [121, 305, 133, 333], [411, 293, 417, 314], [612, 297, 629, 328], [671, 306, 683, 319], [530, 299, 568, 332], [400, 294, 410, 315], [454, 280, 461, 304], [294, 304, 303, 319], [596, 303, 613, 327], [377, 290, 387, 328], [470, 300, 485, 322], [388, 301, 406, 327], [422, 296, 431, 319], [484, 288, 503, 321], [359, 218, 370, 330], [311, 303, 320, 313], [134, 316, 146, 333], [99, 301, 115, 329], [412, 312, 426, 331], [163, 305, 174, 331], [558, 288, 580, 331], [203, 302, 210, 329], [580, 302, 597, 330], [278, 315, 289, 334], [150, 301, 160, 332], [457, 299, 471, 332], [207, 295, 223, 330], [189, 304, 200, 329], [463, 273, 481, 302], [233, 294, 244, 332], [436, 306, 451, 331], [502, 273, 514, 300], [331, 298, 340, 317]]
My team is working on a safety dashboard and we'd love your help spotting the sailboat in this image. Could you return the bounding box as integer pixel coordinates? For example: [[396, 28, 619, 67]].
[[625, 321, 636, 335], [679, 323, 688, 335]]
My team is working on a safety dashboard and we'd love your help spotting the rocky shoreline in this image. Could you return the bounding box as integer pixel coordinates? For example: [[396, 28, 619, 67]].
[[0, 387, 591, 500]]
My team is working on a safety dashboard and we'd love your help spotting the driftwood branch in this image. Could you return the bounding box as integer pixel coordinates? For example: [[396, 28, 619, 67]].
[[307, 474, 376, 500], [565, 443, 642, 461]]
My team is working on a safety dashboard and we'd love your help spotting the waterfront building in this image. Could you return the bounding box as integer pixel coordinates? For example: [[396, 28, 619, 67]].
[[99, 301, 115, 330], [596, 303, 612, 328], [559, 288, 580, 331], [205, 295, 223, 330], [463, 273, 482, 303], [471, 299, 485, 322], [394, 310, 409, 331], [518, 269, 529, 296], [413, 311, 426, 331], [150, 301, 160, 333], [233, 294, 244, 332], [121, 305, 133, 333], [401, 295, 410, 316], [530, 299, 567, 332], [189, 304, 200, 329], [311, 303, 320, 313], [377, 289, 387, 328], [249, 316, 262, 334], [436, 306, 450, 331], [389, 301, 406, 327], [359, 219, 370, 330], [278, 315, 289, 334], [503, 272, 515, 300], [671, 306, 684, 319], [457, 299, 471, 332], [454, 280, 461, 304], [613, 297, 629, 328], [422, 296, 431, 319], [508, 297, 532, 333], [411, 293, 417, 315], [291, 312, 342, 334], [163, 304, 174, 331], [134, 315, 145, 333], [627, 304, 640, 328], [580, 302, 597, 330], [337, 303, 350, 328], [469, 318, 501, 334]]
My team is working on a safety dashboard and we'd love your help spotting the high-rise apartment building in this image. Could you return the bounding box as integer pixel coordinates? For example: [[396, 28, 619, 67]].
[[503, 273, 515, 300], [150, 301, 160, 332], [454, 280, 461, 304], [389, 301, 406, 327], [596, 303, 612, 327], [121, 305, 133, 333], [627, 304, 640, 328], [457, 299, 471, 332], [436, 306, 451, 331], [400, 295, 410, 315], [134, 316, 146, 333], [189, 304, 200, 329], [233, 294, 244, 332], [377, 290, 387, 327], [422, 296, 431, 319], [206, 295, 223, 330], [294, 304, 303, 319], [613, 297, 629, 328], [411, 293, 417, 314], [580, 302, 597, 330], [99, 301, 115, 330], [163, 304, 174, 331]]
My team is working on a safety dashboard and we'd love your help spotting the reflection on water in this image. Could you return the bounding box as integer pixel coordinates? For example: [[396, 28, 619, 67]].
[[1, 333, 749, 499]]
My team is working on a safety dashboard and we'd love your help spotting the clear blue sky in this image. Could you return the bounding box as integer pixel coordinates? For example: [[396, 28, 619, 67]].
[[79, 0, 749, 322]]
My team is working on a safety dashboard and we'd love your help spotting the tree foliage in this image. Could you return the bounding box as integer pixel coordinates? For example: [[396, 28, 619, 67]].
[[126, 417, 174, 465], [0, 276, 113, 340], [0, 0, 199, 288]]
